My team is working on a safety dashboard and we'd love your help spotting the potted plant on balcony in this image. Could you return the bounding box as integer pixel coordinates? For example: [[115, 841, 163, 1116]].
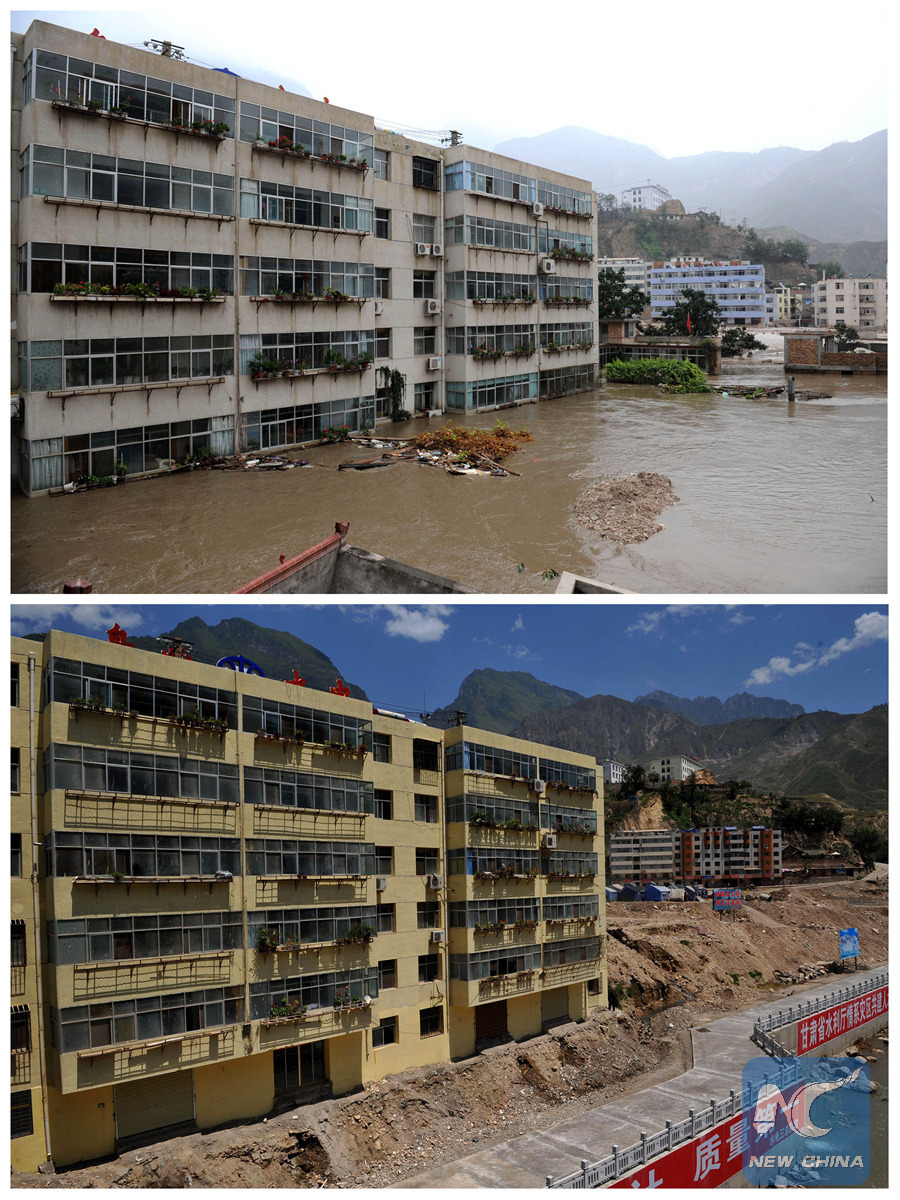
[[256, 927, 280, 954]]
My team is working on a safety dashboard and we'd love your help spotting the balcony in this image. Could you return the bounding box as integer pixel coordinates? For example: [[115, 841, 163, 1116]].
[[476, 969, 538, 1000], [257, 1001, 374, 1048], [63, 789, 239, 835], [73, 873, 233, 895], [250, 291, 369, 312], [51, 285, 226, 305], [252, 802, 368, 840], [251, 138, 370, 174], [72, 1026, 236, 1089], [71, 951, 235, 1000], [68, 700, 230, 736], [51, 98, 229, 144]]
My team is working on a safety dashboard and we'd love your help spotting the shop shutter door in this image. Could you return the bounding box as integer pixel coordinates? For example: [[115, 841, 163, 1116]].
[[114, 1070, 194, 1140], [474, 999, 507, 1041]]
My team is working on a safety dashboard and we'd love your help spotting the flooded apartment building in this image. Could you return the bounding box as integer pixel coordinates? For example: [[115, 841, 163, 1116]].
[[10, 630, 606, 1171], [11, 19, 598, 495]]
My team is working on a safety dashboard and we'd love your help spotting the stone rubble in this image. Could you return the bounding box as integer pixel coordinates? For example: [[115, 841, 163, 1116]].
[[574, 472, 679, 543]]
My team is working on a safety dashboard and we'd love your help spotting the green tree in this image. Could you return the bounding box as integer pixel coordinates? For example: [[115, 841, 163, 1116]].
[[813, 261, 845, 279], [720, 327, 767, 357], [662, 287, 722, 337], [833, 321, 862, 351], [597, 193, 618, 213], [596, 268, 649, 319], [850, 825, 887, 869], [617, 764, 647, 797]]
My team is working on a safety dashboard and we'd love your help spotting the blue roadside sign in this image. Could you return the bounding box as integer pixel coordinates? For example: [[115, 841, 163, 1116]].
[[839, 927, 860, 960], [713, 887, 741, 910]]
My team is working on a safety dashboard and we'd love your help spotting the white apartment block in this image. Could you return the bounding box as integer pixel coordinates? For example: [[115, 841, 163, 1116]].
[[600, 759, 627, 786], [649, 259, 766, 327], [12, 20, 599, 495], [620, 182, 672, 212], [608, 829, 677, 880], [646, 754, 701, 782], [678, 827, 782, 882], [597, 257, 651, 291], [813, 277, 887, 331]]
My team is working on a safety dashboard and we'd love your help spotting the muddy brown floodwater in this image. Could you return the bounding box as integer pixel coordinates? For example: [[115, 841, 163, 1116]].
[[11, 360, 886, 595]]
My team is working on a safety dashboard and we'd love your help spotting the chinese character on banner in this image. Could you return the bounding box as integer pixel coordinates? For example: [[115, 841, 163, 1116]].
[[694, 1134, 721, 1182], [285, 670, 306, 687], [726, 1118, 748, 1162], [331, 678, 350, 696], [107, 622, 135, 647]]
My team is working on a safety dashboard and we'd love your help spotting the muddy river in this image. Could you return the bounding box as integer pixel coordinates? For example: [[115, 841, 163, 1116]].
[[11, 359, 886, 595]]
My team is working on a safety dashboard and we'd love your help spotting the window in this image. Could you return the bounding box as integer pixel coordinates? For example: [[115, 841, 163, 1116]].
[[11, 1007, 31, 1053], [373, 149, 390, 181], [419, 1006, 443, 1036], [11, 921, 27, 967], [415, 847, 439, 876], [412, 157, 440, 190], [374, 208, 390, 239], [11, 834, 22, 878], [11, 1092, 33, 1140], [274, 1042, 325, 1092], [374, 268, 391, 300], [414, 328, 436, 356], [413, 739, 440, 771], [413, 214, 436, 243], [372, 733, 391, 763], [375, 329, 391, 360], [417, 902, 439, 929], [12, 747, 20, 793], [414, 794, 438, 823], [11, 662, 19, 707], [372, 1014, 397, 1047], [373, 790, 393, 820], [378, 959, 397, 989], [418, 954, 439, 983], [375, 846, 393, 876], [414, 382, 436, 412], [413, 271, 436, 299], [375, 903, 395, 933]]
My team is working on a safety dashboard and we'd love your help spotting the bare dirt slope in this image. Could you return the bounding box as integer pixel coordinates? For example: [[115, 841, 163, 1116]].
[[12, 876, 886, 1190]]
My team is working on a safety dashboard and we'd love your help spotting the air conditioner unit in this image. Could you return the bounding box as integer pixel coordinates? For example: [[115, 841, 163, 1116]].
[[427, 874, 444, 890], [532, 779, 546, 795], [431, 929, 445, 944], [425, 299, 441, 315], [543, 834, 558, 849], [416, 242, 431, 255], [374, 300, 385, 316], [532, 202, 544, 217], [11, 395, 23, 420], [375, 876, 388, 892], [426, 356, 442, 371], [430, 243, 444, 257], [539, 258, 557, 275]]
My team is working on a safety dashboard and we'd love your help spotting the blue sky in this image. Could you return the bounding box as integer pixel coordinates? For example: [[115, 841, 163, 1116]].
[[12, 5, 887, 157], [10, 603, 888, 718]]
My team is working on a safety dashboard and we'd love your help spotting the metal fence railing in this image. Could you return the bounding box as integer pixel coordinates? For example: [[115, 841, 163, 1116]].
[[547, 969, 888, 1188]]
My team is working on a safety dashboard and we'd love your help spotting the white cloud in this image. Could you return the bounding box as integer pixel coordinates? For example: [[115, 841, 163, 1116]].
[[383, 606, 452, 643], [745, 612, 887, 686], [626, 611, 665, 635], [503, 644, 540, 661], [10, 605, 147, 636], [512, 615, 525, 632]]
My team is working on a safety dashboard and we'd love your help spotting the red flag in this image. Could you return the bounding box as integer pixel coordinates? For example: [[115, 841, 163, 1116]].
[[687, 313, 692, 333]]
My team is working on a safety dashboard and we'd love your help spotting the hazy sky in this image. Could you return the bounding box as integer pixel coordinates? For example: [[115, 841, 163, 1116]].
[[11, 3, 888, 157], [10, 604, 889, 718]]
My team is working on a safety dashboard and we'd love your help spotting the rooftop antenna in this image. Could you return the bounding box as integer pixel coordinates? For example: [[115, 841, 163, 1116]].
[[441, 130, 463, 147], [144, 38, 186, 60], [448, 710, 468, 727]]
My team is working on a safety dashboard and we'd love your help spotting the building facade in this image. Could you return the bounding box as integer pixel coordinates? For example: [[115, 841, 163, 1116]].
[[812, 277, 887, 330], [600, 758, 627, 787], [11, 20, 599, 495], [10, 629, 606, 1171], [620, 183, 672, 212], [649, 259, 766, 327], [608, 829, 677, 880], [607, 826, 782, 885], [646, 754, 702, 783]]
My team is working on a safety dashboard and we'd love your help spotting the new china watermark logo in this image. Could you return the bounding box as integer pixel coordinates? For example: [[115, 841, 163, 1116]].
[[742, 1057, 869, 1186]]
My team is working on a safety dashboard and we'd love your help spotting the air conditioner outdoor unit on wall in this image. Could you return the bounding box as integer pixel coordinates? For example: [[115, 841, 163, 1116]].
[[431, 930, 445, 944], [543, 834, 558, 849], [426, 356, 442, 371], [427, 874, 444, 890], [539, 258, 557, 274], [532, 779, 546, 794], [374, 300, 385, 316], [425, 299, 441, 315], [532, 202, 544, 217], [375, 876, 387, 892], [430, 243, 444, 257], [416, 242, 431, 255]]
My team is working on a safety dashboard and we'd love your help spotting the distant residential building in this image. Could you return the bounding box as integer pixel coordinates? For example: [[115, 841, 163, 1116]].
[[646, 754, 702, 783], [600, 759, 627, 786], [608, 829, 678, 880], [649, 259, 767, 327], [597, 257, 651, 291], [621, 182, 672, 212], [773, 285, 813, 326], [678, 826, 781, 883], [813, 277, 887, 331]]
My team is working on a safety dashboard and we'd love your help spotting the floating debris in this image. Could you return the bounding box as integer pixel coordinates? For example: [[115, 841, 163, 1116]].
[[574, 472, 679, 544]]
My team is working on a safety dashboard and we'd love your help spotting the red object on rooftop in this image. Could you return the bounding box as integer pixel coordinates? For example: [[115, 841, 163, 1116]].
[[286, 670, 306, 687], [107, 622, 135, 647], [90, 28, 105, 38], [330, 678, 350, 697]]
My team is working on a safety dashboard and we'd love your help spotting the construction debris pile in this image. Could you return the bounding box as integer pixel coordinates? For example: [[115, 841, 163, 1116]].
[[574, 472, 679, 544], [340, 422, 534, 477]]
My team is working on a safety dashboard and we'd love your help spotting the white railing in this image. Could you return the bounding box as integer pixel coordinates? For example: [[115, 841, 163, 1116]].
[[547, 969, 887, 1188]]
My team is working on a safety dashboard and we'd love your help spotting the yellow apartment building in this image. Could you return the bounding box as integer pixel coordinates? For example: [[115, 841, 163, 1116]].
[[10, 630, 605, 1171]]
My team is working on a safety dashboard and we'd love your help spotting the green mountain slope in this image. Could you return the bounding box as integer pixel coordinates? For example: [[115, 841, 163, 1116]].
[[425, 669, 584, 735]]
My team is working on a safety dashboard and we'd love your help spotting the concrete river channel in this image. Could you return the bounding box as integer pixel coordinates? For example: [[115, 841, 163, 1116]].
[[11, 359, 886, 595]]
